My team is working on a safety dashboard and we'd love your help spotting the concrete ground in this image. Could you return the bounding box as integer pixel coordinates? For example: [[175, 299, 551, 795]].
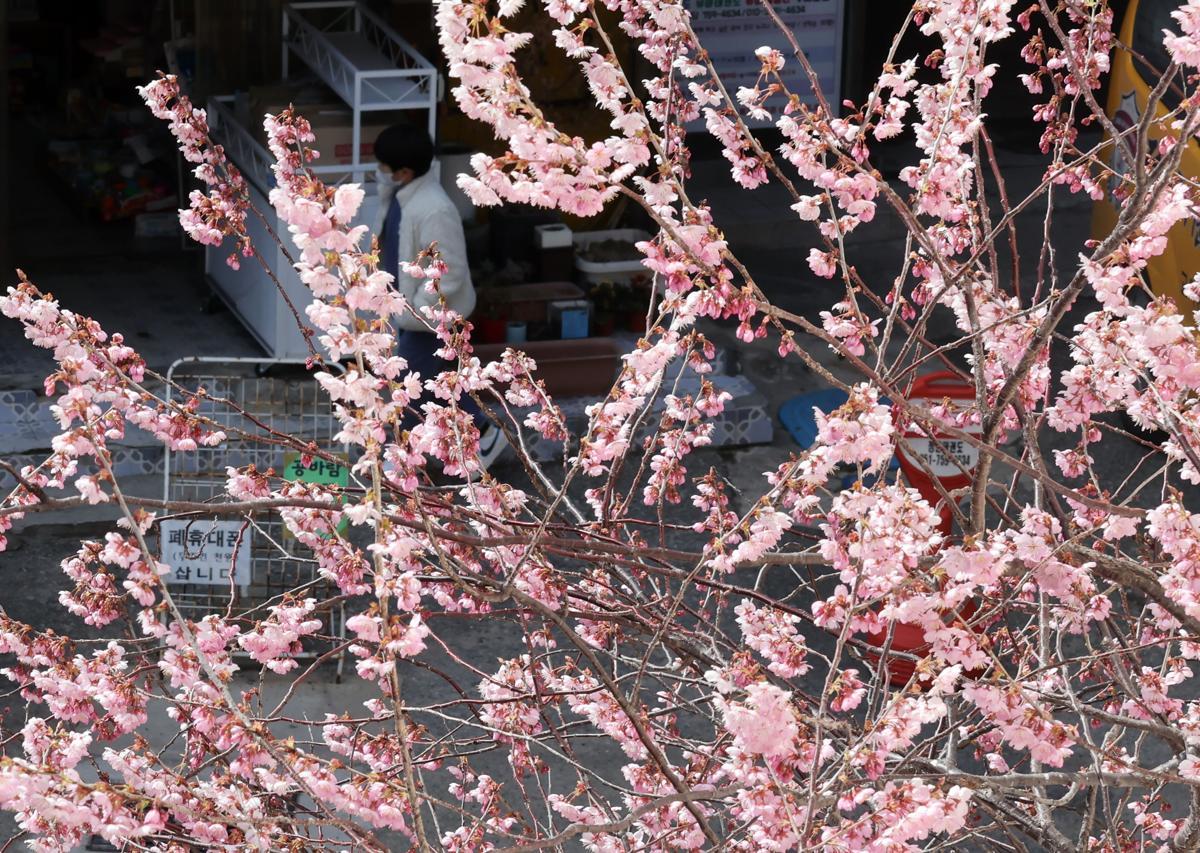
[[1, 120, 262, 392], [0, 120, 1173, 848]]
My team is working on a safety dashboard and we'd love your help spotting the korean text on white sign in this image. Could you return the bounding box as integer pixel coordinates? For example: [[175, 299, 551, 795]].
[[159, 519, 251, 587]]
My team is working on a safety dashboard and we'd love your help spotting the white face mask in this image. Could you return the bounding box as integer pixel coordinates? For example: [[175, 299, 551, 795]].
[[374, 165, 396, 194]]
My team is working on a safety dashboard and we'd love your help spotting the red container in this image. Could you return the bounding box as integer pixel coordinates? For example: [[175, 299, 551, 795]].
[[477, 317, 508, 344], [892, 371, 979, 536], [858, 372, 985, 688], [474, 337, 622, 398], [863, 600, 980, 687]]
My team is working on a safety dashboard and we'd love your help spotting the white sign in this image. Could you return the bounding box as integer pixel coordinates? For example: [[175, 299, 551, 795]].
[[687, 0, 843, 128], [160, 520, 251, 587], [902, 434, 981, 479]]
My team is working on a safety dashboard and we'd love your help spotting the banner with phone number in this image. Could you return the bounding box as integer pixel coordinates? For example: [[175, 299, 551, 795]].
[[686, 0, 843, 129]]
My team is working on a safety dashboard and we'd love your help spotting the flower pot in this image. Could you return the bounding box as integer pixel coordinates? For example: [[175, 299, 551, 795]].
[[478, 317, 507, 344], [594, 314, 615, 337], [624, 310, 646, 333]]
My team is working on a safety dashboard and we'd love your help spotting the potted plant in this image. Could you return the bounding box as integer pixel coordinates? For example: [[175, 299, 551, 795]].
[[619, 275, 653, 333], [589, 281, 618, 336], [473, 286, 509, 344]]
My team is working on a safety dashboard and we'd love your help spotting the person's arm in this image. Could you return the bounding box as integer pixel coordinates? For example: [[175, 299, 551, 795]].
[[412, 206, 471, 313]]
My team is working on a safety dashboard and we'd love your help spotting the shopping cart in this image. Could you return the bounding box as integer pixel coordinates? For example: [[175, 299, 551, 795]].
[[160, 357, 349, 676]]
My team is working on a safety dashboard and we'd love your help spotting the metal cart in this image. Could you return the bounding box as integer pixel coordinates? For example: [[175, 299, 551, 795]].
[[160, 357, 350, 676]]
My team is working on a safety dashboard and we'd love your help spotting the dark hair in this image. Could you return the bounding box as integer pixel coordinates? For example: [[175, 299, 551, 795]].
[[373, 124, 434, 176]]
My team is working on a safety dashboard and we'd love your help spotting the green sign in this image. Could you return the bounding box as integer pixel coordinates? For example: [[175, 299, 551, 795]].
[[283, 452, 350, 486], [282, 452, 350, 537]]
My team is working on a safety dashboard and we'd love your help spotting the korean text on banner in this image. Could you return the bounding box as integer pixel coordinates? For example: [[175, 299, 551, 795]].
[[685, 0, 843, 128]]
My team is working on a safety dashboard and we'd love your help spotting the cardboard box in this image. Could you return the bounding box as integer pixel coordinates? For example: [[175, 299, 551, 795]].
[[309, 109, 389, 165], [248, 86, 388, 165], [247, 83, 331, 121]]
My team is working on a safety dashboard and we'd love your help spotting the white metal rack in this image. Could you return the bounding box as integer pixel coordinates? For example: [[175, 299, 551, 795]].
[[203, 0, 439, 358], [282, 0, 438, 185], [208, 96, 276, 195]]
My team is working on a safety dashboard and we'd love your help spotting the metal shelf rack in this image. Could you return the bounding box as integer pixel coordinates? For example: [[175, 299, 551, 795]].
[[282, 0, 439, 184]]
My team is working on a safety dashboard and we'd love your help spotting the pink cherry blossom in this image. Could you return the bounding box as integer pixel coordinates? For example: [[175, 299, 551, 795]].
[[4, 3, 1200, 848]]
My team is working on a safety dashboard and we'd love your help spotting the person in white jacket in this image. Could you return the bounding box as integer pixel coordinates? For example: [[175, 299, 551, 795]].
[[373, 124, 506, 472]]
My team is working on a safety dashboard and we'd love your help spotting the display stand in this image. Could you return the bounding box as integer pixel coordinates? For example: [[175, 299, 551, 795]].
[[205, 1, 439, 359]]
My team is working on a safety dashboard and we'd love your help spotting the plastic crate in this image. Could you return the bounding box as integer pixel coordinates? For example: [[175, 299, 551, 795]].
[[485, 281, 585, 324], [573, 228, 652, 285]]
